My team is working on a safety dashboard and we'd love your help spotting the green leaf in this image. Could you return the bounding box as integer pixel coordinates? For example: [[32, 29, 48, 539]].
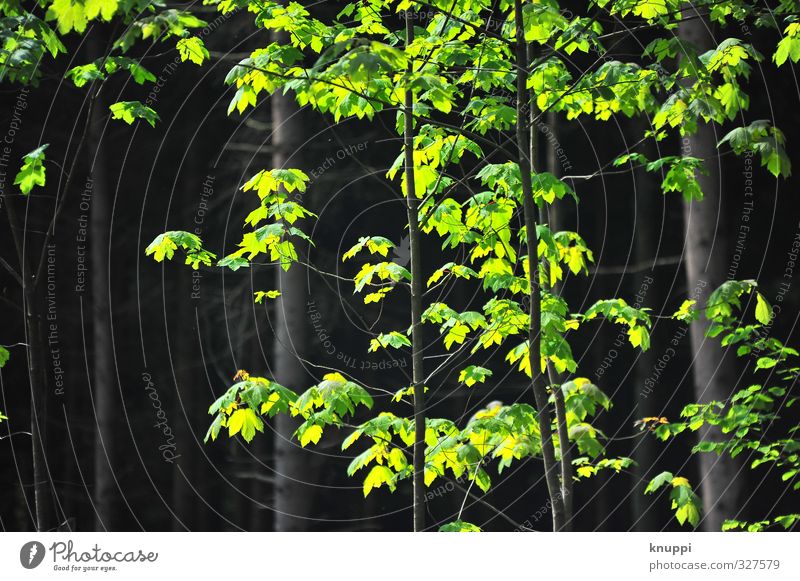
[[774, 24, 800, 67], [633, 0, 669, 21], [756, 357, 777, 370], [342, 236, 395, 261], [692, 441, 718, 453], [718, 121, 791, 179], [102, 57, 156, 85], [145, 231, 216, 268], [458, 365, 492, 387], [47, 0, 89, 34], [673, 299, 698, 322], [628, 325, 650, 351], [774, 514, 800, 529], [204, 413, 224, 443], [299, 423, 323, 447], [341, 429, 362, 451], [227, 408, 264, 442], [369, 331, 412, 352], [722, 519, 746, 531], [755, 293, 772, 325], [668, 476, 702, 527], [84, 0, 119, 21], [645, 471, 673, 494], [0, 346, 9, 368], [474, 468, 491, 492], [363, 465, 396, 496], [569, 423, 604, 458], [65, 63, 104, 87], [675, 502, 700, 527], [176, 37, 209, 65], [14, 144, 48, 195], [109, 101, 160, 127]]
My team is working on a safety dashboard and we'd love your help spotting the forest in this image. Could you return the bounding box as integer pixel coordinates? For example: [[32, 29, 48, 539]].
[[1, 0, 799, 534]]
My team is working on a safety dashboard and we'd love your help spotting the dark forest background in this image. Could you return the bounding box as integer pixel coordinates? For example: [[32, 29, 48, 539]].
[[1, 2, 799, 531]]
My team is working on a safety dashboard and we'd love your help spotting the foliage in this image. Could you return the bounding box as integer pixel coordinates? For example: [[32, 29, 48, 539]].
[[109, 101, 160, 127], [648, 281, 800, 530], [176, 37, 209, 66], [718, 121, 791, 178], [145, 231, 217, 269], [66, 56, 156, 87], [645, 471, 702, 527], [3, 0, 795, 531], [147, 0, 795, 531]]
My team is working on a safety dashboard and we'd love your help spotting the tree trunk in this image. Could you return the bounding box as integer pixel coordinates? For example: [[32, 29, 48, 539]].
[[28, 282, 55, 531], [88, 80, 118, 532], [534, 106, 573, 530], [271, 66, 316, 532], [515, 0, 565, 532], [403, 11, 426, 533], [679, 10, 742, 531], [5, 194, 57, 531]]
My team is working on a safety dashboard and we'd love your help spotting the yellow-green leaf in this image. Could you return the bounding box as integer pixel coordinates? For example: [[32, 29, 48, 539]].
[[755, 293, 772, 325], [300, 424, 323, 447]]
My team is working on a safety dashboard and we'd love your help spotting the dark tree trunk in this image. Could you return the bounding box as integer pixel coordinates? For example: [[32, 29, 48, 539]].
[[5, 194, 57, 531], [534, 108, 573, 530], [515, 0, 564, 532], [88, 82, 118, 531], [528, 102, 574, 531], [679, 11, 742, 531], [403, 11, 426, 533], [27, 281, 55, 531], [271, 71, 317, 532]]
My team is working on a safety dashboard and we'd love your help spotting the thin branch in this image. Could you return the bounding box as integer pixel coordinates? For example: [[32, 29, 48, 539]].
[[0, 255, 22, 286]]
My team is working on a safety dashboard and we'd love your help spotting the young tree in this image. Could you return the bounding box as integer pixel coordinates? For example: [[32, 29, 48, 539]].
[[152, 0, 796, 531], [146, 0, 671, 530]]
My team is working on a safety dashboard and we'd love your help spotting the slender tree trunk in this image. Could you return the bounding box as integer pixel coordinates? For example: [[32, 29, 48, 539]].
[[5, 195, 56, 531], [530, 92, 572, 529], [679, 9, 742, 531], [403, 12, 426, 533], [27, 282, 54, 531], [515, 0, 564, 532]]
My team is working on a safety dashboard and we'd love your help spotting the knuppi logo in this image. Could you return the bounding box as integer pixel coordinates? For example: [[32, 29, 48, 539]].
[[20, 541, 46, 569]]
